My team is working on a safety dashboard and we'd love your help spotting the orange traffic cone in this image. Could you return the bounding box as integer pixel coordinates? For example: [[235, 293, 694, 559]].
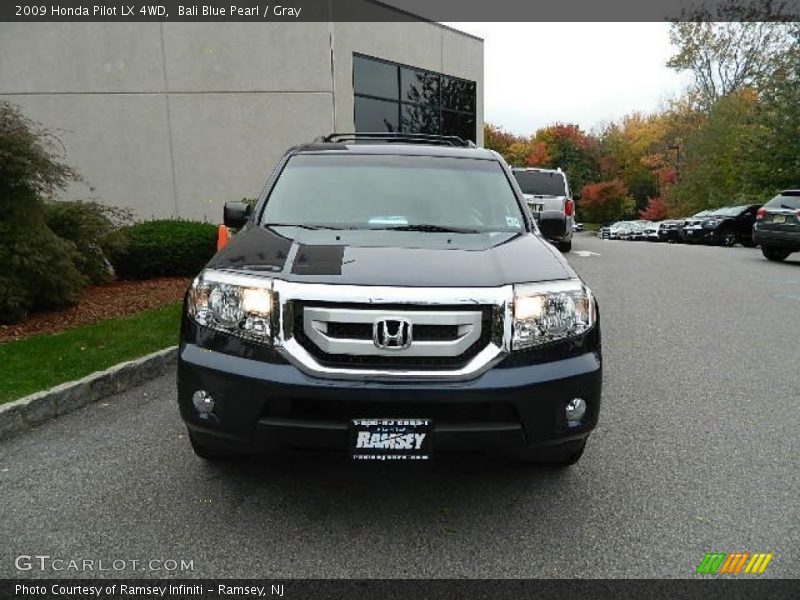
[[216, 224, 229, 250]]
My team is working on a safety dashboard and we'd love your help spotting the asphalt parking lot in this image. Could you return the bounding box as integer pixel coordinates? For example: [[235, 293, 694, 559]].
[[1, 233, 798, 579]]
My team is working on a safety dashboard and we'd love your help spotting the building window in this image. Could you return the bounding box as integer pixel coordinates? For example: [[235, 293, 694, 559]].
[[353, 54, 477, 142]]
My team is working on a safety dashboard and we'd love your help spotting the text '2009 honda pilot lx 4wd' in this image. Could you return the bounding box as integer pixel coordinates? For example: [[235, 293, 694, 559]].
[[178, 133, 602, 466]]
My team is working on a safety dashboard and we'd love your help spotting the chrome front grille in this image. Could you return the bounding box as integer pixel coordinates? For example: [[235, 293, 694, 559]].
[[270, 281, 513, 380], [301, 306, 484, 358], [293, 303, 493, 370]]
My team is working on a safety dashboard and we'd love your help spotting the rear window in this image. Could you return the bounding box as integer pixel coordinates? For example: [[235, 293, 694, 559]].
[[261, 154, 525, 233], [513, 170, 567, 197], [765, 193, 800, 210]]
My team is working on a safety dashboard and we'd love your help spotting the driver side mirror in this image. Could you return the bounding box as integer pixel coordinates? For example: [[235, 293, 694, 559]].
[[223, 201, 252, 229]]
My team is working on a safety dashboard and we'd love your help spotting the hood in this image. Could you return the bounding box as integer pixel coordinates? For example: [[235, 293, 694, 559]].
[[206, 225, 575, 287], [701, 216, 732, 227]]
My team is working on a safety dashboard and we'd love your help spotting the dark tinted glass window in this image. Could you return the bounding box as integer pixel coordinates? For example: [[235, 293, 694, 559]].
[[354, 96, 399, 132], [401, 68, 439, 104], [513, 170, 567, 196], [353, 54, 477, 142], [442, 77, 476, 112], [353, 55, 398, 99], [402, 103, 440, 135], [441, 111, 475, 143], [765, 194, 800, 209]]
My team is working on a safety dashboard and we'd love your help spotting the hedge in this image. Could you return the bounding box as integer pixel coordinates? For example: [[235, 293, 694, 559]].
[[110, 220, 217, 279]]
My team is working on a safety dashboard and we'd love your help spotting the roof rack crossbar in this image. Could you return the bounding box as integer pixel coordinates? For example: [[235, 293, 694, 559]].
[[315, 132, 476, 148]]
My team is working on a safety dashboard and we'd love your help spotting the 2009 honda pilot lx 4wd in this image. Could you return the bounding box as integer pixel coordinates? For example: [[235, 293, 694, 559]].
[[178, 133, 602, 466]]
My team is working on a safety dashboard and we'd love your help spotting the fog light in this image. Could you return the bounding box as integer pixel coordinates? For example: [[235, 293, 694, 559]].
[[192, 390, 215, 415], [565, 398, 586, 422]]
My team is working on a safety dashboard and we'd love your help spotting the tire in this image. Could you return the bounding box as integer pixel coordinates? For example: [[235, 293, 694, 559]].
[[188, 429, 241, 461], [722, 231, 737, 247], [761, 246, 791, 262], [520, 439, 587, 467], [557, 240, 572, 253]]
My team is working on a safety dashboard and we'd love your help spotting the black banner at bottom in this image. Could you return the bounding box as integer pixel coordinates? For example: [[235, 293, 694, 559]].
[[2, 579, 800, 600]]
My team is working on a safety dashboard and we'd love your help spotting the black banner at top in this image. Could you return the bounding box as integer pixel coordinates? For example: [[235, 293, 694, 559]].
[[2, 0, 799, 23]]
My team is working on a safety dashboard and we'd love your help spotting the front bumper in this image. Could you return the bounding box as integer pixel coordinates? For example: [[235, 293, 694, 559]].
[[681, 227, 718, 243], [177, 343, 602, 456]]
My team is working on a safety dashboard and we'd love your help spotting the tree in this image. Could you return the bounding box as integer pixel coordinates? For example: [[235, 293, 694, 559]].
[[578, 180, 634, 224], [533, 124, 600, 193], [665, 89, 767, 215], [0, 102, 86, 322], [639, 197, 668, 221], [523, 141, 550, 167], [483, 123, 521, 158], [668, 19, 799, 109], [748, 24, 800, 193]]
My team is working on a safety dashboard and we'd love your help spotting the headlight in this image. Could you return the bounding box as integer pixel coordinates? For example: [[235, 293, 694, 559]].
[[704, 219, 720, 228], [512, 280, 595, 350], [187, 270, 274, 343]]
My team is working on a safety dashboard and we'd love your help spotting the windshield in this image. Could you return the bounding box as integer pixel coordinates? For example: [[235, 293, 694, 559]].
[[765, 194, 800, 210], [708, 205, 747, 217], [261, 155, 525, 233], [512, 170, 567, 197]]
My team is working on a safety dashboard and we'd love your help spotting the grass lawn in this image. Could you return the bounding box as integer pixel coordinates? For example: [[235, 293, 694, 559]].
[[0, 303, 181, 405]]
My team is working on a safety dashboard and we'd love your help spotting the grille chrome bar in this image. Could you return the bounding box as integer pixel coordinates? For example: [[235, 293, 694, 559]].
[[270, 280, 514, 380], [303, 307, 482, 357]]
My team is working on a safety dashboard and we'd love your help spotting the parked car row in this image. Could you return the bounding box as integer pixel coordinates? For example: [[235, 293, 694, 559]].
[[596, 192, 800, 262]]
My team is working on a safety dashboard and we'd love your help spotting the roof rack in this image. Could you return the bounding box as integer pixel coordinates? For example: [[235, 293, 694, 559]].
[[316, 132, 476, 148]]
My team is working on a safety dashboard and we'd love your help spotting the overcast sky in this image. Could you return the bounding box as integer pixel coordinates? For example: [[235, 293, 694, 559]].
[[444, 22, 693, 136]]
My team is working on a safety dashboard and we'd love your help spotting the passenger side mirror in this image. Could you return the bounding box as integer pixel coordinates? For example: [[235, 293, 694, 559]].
[[223, 201, 252, 229]]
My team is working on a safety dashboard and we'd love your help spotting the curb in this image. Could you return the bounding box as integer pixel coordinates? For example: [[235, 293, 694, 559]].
[[0, 346, 178, 443]]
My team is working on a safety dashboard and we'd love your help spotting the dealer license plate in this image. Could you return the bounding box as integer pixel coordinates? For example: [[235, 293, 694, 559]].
[[772, 215, 785, 223], [350, 418, 432, 461]]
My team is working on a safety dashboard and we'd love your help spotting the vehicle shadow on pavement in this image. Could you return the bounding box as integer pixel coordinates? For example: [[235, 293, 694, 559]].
[[189, 452, 581, 525]]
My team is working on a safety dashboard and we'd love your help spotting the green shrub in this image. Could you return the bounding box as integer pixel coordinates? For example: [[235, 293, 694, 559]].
[[0, 102, 86, 323], [0, 216, 86, 322], [43, 200, 131, 284], [110, 220, 217, 279]]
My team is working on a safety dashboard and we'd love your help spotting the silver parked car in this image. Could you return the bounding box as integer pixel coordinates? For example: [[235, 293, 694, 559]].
[[512, 167, 574, 252]]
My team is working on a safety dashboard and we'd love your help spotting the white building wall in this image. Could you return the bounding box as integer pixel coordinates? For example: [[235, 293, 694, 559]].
[[0, 19, 482, 222]]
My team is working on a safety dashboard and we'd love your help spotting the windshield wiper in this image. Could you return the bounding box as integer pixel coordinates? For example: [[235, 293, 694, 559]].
[[370, 224, 482, 234], [263, 223, 347, 230]]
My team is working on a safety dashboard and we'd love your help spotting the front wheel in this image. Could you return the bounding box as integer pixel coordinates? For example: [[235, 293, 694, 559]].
[[721, 231, 737, 247], [557, 240, 572, 253], [762, 246, 791, 262], [520, 439, 586, 467]]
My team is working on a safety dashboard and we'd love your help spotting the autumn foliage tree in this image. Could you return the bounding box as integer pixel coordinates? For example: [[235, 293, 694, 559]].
[[531, 124, 600, 192], [578, 180, 634, 224], [484, 19, 799, 224], [483, 123, 519, 158], [639, 197, 668, 220]]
